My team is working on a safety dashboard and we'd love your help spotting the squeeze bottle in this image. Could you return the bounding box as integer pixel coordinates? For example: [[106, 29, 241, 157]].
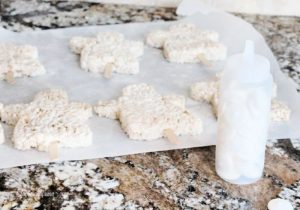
[[216, 40, 273, 184]]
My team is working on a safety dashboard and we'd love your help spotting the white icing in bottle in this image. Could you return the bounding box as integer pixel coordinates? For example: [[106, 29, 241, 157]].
[[216, 40, 273, 184]]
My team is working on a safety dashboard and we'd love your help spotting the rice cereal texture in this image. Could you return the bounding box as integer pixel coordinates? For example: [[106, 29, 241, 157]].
[[70, 32, 144, 76], [0, 43, 45, 80], [146, 23, 227, 63], [0, 89, 93, 151], [190, 79, 290, 122], [94, 83, 203, 140]]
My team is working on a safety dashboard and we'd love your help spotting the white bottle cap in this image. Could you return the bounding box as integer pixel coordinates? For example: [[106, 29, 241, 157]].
[[223, 40, 272, 84], [243, 40, 255, 63]]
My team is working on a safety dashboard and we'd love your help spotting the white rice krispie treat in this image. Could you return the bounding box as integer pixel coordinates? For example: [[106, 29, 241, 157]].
[[70, 32, 144, 76], [190, 80, 219, 103], [69, 37, 98, 54], [94, 100, 119, 120], [146, 23, 219, 48], [0, 43, 46, 80], [1, 89, 93, 152], [164, 40, 227, 63], [94, 84, 203, 140], [33, 88, 68, 103], [0, 103, 28, 126], [146, 23, 226, 63], [190, 79, 290, 122], [69, 32, 124, 54], [0, 123, 4, 144], [270, 100, 291, 122]]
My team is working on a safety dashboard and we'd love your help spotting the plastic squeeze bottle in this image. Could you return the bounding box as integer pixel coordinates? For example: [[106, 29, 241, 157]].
[[216, 40, 273, 184]]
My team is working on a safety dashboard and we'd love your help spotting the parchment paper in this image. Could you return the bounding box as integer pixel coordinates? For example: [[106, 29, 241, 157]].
[[0, 9, 299, 168]]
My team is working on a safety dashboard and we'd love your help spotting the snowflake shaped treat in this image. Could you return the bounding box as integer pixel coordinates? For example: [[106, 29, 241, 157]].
[[0, 89, 93, 152], [270, 100, 291, 122], [69, 32, 144, 78], [190, 77, 291, 122], [94, 83, 203, 141], [0, 103, 28, 126], [0, 43, 45, 81], [146, 23, 227, 63]]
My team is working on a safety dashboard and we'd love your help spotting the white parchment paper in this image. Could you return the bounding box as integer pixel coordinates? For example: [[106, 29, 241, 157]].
[[0, 10, 299, 168]]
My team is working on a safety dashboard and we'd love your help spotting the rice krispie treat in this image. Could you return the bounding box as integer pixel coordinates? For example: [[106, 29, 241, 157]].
[[0, 104, 28, 126], [69, 31, 125, 54], [1, 89, 93, 151], [270, 100, 291, 122], [94, 84, 203, 140], [190, 80, 219, 103], [190, 79, 290, 122], [0, 43, 46, 81], [94, 100, 119, 120], [70, 32, 144, 77], [146, 23, 227, 63]]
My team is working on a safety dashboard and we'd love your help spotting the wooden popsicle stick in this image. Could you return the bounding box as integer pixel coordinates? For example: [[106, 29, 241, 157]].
[[103, 63, 113, 79], [5, 70, 15, 84], [163, 128, 180, 144], [198, 54, 212, 68], [48, 141, 59, 161], [6, 56, 15, 84]]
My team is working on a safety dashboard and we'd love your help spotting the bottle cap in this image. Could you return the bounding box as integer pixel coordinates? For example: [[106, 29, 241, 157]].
[[223, 40, 272, 84]]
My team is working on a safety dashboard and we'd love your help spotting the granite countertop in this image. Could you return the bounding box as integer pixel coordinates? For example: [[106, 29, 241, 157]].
[[0, 1, 299, 209]]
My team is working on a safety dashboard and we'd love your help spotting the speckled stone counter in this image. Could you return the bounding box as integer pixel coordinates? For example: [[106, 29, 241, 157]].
[[0, 1, 299, 209]]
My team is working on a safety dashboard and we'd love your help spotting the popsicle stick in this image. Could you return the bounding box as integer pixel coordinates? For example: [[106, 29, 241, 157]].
[[198, 54, 212, 67], [163, 128, 180, 144], [5, 70, 15, 84], [48, 141, 59, 161], [6, 55, 15, 84], [104, 63, 113, 79]]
